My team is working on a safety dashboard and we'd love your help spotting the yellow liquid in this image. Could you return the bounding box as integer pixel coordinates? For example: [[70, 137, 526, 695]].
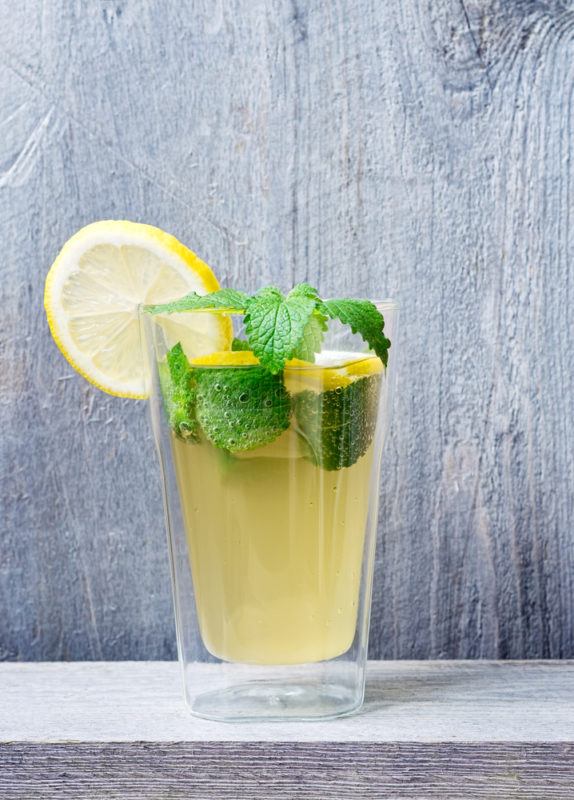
[[173, 430, 374, 665]]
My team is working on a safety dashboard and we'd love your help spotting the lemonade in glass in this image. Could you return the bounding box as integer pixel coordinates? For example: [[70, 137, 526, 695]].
[[45, 221, 397, 720]]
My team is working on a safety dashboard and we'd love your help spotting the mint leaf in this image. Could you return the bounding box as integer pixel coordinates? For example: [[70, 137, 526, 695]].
[[287, 284, 326, 363], [291, 310, 328, 362], [244, 287, 317, 373], [294, 374, 381, 470], [147, 283, 391, 382], [160, 343, 198, 441], [231, 337, 251, 351], [322, 300, 391, 366], [288, 282, 321, 301], [194, 365, 290, 451], [146, 288, 249, 315]]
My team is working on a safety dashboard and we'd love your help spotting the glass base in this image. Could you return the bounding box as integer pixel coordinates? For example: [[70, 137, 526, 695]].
[[188, 679, 363, 722]]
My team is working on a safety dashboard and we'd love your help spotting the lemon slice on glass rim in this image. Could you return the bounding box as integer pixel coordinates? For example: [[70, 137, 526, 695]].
[[44, 221, 232, 399]]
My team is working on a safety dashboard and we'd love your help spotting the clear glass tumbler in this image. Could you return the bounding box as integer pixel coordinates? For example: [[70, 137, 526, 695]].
[[141, 302, 398, 721]]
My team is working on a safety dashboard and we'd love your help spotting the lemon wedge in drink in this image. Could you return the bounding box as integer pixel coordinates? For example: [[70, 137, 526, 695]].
[[190, 350, 383, 393], [44, 221, 231, 398], [284, 354, 382, 393], [190, 350, 259, 367]]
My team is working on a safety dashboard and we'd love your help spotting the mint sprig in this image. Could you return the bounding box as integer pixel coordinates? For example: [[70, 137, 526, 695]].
[[294, 374, 381, 470], [159, 343, 198, 440], [194, 366, 291, 451], [147, 283, 391, 372], [243, 287, 318, 374], [231, 337, 251, 351], [321, 299, 391, 367], [146, 288, 249, 315], [291, 310, 329, 361]]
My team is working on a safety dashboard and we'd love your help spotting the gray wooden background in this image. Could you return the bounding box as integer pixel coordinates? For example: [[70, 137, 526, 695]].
[[1, 0, 573, 662]]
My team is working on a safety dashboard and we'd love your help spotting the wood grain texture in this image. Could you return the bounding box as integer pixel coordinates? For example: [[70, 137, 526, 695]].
[[1, 661, 574, 798], [0, 1, 573, 661], [3, 743, 574, 800]]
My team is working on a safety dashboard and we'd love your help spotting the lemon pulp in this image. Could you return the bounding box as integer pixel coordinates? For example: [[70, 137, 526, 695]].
[[44, 220, 230, 398]]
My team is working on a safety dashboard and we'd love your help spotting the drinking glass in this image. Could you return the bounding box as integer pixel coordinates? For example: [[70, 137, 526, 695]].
[[141, 302, 398, 721]]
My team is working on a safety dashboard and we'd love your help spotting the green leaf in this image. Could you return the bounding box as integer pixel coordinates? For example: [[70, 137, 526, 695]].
[[244, 287, 318, 373], [160, 343, 198, 441], [194, 366, 291, 451], [146, 288, 249, 316], [294, 374, 381, 470], [231, 337, 251, 351], [288, 282, 321, 301], [322, 299, 391, 366], [291, 310, 328, 362]]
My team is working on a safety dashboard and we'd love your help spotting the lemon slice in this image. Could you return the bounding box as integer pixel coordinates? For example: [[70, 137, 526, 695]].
[[44, 220, 231, 398], [189, 350, 383, 393], [284, 361, 352, 393], [191, 350, 259, 367], [345, 356, 383, 378], [284, 356, 382, 393]]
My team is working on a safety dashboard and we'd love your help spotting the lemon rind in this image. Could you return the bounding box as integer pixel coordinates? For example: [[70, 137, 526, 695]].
[[44, 221, 229, 399]]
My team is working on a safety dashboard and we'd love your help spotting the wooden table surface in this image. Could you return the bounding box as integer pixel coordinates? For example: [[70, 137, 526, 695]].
[[1, 660, 573, 798]]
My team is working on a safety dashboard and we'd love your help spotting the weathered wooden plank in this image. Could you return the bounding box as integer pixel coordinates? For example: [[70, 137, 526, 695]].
[[1, 662, 573, 799], [0, 0, 573, 662], [3, 742, 574, 800]]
